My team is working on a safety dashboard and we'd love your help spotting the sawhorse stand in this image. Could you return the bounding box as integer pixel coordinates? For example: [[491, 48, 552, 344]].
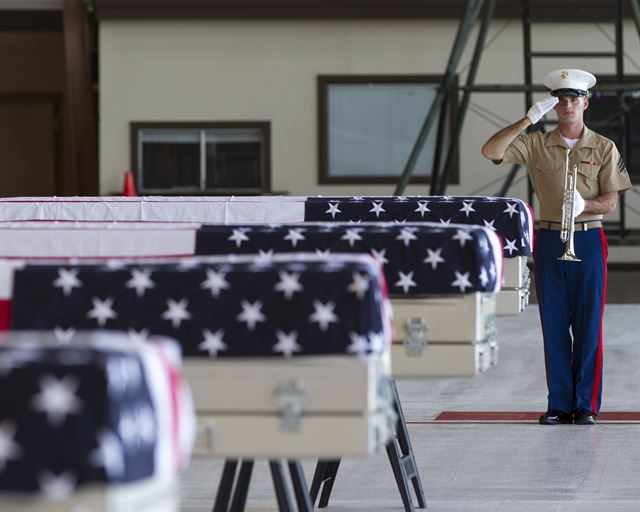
[[309, 380, 427, 511], [212, 459, 313, 512]]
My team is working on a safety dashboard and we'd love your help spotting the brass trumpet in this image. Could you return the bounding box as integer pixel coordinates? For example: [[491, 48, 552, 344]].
[[558, 149, 580, 262]]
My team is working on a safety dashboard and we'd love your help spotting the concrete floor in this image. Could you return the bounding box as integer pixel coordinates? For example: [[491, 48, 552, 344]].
[[180, 304, 640, 511]]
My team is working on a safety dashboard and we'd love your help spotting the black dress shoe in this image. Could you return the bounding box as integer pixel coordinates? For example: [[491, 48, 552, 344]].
[[539, 410, 573, 425], [574, 408, 597, 425]]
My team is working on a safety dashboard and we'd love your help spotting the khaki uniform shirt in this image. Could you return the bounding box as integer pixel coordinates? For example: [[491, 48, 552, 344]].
[[500, 126, 632, 222]]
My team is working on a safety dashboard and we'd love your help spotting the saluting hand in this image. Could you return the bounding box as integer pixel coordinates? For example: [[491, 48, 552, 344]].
[[526, 96, 560, 124]]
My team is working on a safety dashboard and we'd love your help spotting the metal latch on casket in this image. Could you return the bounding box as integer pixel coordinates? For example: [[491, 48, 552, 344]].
[[403, 317, 429, 356], [273, 380, 308, 432], [196, 420, 216, 453]]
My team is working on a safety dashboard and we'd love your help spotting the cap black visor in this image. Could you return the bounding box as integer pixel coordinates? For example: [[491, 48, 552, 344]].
[[551, 88, 587, 98]]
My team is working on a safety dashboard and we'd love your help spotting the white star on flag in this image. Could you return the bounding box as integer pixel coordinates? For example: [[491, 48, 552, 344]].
[[31, 375, 82, 427], [89, 429, 125, 479], [368, 331, 386, 353], [341, 229, 363, 247], [441, 195, 454, 201], [284, 229, 305, 247], [423, 248, 445, 270], [257, 249, 274, 263], [275, 271, 303, 299], [162, 298, 192, 328], [228, 228, 250, 248], [395, 271, 417, 293], [119, 406, 156, 446], [504, 238, 518, 255], [396, 196, 408, 202], [414, 201, 431, 217], [315, 249, 331, 257], [370, 201, 386, 218], [459, 201, 476, 217], [520, 210, 527, 225], [348, 272, 370, 300], [503, 202, 518, 217], [347, 332, 369, 356], [451, 271, 473, 292], [439, 218, 451, 224], [325, 202, 341, 218], [394, 219, 407, 224], [453, 229, 474, 247], [87, 297, 117, 326], [198, 329, 227, 356], [309, 301, 338, 331], [273, 330, 301, 358], [371, 248, 389, 265], [53, 327, 75, 344], [0, 421, 22, 471], [201, 269, 230, 297], [237, 300, 266, 331], [106, 356, 142, 395], [352, 196, 364, 201], [38, 471, 76, 500], [126, 268, 155, 297], [53, 268, 82, 296], [396, 228, 418, 247], [479, 267, 489, 287], [479, 237, 490, 254], [127, 328, 149, 344], [483, 219, 496, 230], [489, 263, 497, 279]]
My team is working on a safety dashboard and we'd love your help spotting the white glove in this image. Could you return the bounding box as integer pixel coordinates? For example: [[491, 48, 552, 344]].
[[526, 96, 559, 124], [573, 189, 585, 217]]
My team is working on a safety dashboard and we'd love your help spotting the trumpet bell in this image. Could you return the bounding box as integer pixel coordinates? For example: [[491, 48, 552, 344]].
[[558, 252, 581, 262]]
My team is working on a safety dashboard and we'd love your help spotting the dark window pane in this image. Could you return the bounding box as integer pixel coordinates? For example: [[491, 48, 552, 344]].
[[205, 130, 262, 190], [585, 92, 640, 176], [141, 129, 200, 190]]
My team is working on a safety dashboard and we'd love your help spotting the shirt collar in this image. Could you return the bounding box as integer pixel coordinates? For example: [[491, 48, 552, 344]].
[[544, 125, 598, 150]]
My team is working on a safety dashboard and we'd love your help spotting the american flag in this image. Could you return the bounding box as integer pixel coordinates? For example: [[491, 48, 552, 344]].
[[0, 331, 177, 495], [10, 255, 390, 359], [304, 196, 533, 257], [195, 223, 502, 296]]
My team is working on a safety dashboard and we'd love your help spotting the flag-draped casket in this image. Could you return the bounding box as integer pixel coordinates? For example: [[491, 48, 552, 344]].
[[0, 194, 533, 314], [8, 254, 395, 457], [0, 330, 193, 511], [194, 222, 504, 376]]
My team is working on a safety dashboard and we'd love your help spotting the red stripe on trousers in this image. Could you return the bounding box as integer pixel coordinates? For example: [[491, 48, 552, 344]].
[[0, 300, 10, 331], [592, 228, 607, 414]]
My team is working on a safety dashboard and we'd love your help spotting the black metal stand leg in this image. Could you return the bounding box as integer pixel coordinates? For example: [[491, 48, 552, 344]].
[[229, 460, 254, 512], [213, 459, 239, 512], [269, 460, 295, 512], [310, 459, 341, 508], [389, 380, 427, 510], [288, 460, 313, 512], [386, 440, 415, 512]]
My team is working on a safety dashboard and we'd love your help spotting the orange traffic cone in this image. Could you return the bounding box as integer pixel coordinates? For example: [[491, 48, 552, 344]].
[[122, 171, 137, 196]]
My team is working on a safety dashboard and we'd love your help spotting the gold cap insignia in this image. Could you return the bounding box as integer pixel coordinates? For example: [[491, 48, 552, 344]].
[[560, 70, 569, 79]]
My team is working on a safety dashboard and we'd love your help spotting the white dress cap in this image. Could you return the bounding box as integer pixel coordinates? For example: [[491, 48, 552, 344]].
[[542, 68, 597, 97]]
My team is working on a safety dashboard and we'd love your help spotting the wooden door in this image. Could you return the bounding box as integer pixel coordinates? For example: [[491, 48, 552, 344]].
[[0, 96, 59, 197]]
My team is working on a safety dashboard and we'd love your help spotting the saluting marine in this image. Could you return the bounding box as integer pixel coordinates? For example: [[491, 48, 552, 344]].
[[481, 68, 632, 425]]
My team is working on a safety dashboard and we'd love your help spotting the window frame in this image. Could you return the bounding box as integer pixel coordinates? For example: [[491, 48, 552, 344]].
[[130, 121, 271, 195], [317, 74, 459, 185]]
